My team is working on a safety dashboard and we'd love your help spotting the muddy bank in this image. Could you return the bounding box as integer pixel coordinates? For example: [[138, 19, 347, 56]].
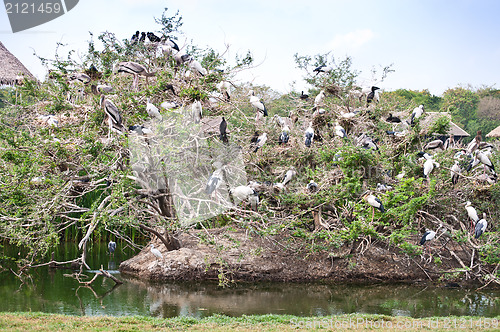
[[119, 227, 469, 283]]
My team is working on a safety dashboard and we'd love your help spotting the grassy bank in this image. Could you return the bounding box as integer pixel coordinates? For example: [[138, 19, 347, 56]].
[[1, 312, 500, 331]]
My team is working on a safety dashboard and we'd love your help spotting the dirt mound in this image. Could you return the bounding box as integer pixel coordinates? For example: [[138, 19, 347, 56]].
[[119, 227, 468, 283]]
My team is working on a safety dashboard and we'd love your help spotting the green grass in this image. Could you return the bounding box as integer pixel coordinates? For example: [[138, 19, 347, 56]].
[[1, 312, 499, 331]]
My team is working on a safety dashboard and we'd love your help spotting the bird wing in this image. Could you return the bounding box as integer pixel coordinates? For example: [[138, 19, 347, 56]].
[[104, 100, 122, 126]]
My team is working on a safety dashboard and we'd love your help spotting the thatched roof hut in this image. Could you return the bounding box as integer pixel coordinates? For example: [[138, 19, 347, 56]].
[[486, 125, 500, 138], [0, 41, 36, 85], [419, 112, 469, 139]]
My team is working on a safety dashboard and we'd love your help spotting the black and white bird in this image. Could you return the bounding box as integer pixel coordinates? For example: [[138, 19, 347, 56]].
[[282, 167, 297, 186], [162, 37, 180, 52], [100, 95, 124, 138], [192, 100, 202, 123], [129, 124, 152, 136], [113, 61, 155, 90], [248, 192, 259, 211], [366, 86, 380, 104], [363, 193, 385, 217], [423, 139, 444, 151], [419, 229, 436, 246], [334, 122, 347, 138], [313, 64, 333, 75], [188, 59, 208, 76], [108, 241, 116, 255], [304, 123, 314, 147], [146, 98, 162, 121], [217, 81, 231, 101], [475, 213, 488, 239], [249, 90, 268, 120], [411, 105, 425, 125], [451, 160, 461, 186], [161, 101, 181, 110], [474, 150, 496, 175], [279, 125, 290, 145], [219, 117, 228, 143], [131, 31, 140, 44], [205, 167, 223, 195], [68, 72, 91, 84], [307, 181, 319, 193], [253, 133, 267, 152], [357, 134, 378, 151], [150, 244, 163, 260]]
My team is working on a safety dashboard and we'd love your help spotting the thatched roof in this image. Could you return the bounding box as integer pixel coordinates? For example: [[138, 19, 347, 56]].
[[419, 112, 469, 137], [0, 41, 36, 85], [486, 125, 500, 138]]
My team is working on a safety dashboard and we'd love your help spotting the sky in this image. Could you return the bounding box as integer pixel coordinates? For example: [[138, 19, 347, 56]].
[[1, 0, 500, 96]]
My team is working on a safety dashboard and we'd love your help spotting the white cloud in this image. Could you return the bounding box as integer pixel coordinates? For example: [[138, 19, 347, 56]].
[[327, 29, 375, 51]]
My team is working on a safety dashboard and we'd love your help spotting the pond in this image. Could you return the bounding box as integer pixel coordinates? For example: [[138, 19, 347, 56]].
[[1, 242, 499, 318]]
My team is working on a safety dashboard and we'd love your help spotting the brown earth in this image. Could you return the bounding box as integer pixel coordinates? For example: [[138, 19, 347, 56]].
[[119, 226, 472, 284]]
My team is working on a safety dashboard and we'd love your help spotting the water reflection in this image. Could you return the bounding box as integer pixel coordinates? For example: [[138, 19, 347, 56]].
[[0, 243, 499, 318]]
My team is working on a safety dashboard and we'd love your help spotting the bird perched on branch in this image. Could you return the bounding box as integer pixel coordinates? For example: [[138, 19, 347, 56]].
[[300, 91, 309, 100], [205, 166, 223, 196], [314, 90, 325, 110], [113, 61, 155, 90], [363, 193, 385, 213], [386, 113, 401, 123], [313, 64, 333, 75], [230, 185, 256, 202], [307, 181, 319, 193], [146, 32, 161, 42]]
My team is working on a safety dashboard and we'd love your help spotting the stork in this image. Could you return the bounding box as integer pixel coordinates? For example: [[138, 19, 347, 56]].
[[474, 213, 487, 239], [464, 201, 479, 233], [279, 125, 290, 145], [249, 90, 268, 121], [304, 123, 314, 147], [451, 160, 461, 186], [219, 117, 228, 143], [192, 100, 202, 123], [150, 244, 163, 261], [113, 61, 155, 90], [252, 133, 267, 153], [334, 122, 347, 138], [100, 95, 124, 139], [411, 105, 425, 125], [282, 167, 297, 186], [146, 98, 162, 121]]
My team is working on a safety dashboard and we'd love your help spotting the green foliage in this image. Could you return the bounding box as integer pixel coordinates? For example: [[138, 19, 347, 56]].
[[428, 115, 451, 135]]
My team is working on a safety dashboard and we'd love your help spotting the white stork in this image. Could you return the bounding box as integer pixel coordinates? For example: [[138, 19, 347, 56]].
[[411, 105, 425, 125], [146, 98, 162, 121], [305, 123, 314, 147], [475, 213, 487, 239]]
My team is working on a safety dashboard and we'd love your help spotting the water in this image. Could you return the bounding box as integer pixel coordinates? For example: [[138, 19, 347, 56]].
[[1, 242, 499, 318]]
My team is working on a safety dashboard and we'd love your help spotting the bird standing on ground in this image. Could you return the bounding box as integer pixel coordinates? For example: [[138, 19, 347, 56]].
[[363, 193, 385, 213], [423, 156, 439, 181], [113, 61, 155, 90], [304, 123, 314, 147], [146, 98, 162, 121], [205, 167, 223, 196], [411, 105, 425, 125], [475, 213, 488, 239], [150, 244, 163, 260], [230, 185, 256, 202]]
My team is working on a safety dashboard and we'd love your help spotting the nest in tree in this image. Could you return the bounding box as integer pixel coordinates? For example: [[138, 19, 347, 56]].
[[324, 84, 342, 97]]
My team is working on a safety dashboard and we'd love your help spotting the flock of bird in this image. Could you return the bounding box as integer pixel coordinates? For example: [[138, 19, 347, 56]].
[[41, 29, 497, 263]]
